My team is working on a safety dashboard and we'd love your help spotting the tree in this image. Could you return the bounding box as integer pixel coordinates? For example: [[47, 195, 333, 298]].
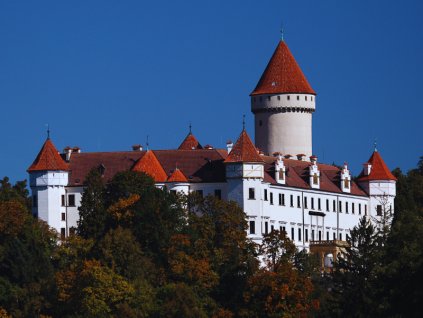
[[77, 169, 107, 240]]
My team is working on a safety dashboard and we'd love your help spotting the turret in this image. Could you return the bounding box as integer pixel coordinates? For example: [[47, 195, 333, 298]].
[[357, 150, 396, 220], [251, 39, 316, 158], [27, 138, 69, 237]]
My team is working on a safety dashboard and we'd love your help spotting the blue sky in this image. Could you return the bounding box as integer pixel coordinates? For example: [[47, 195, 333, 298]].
[[1, 0, 422, 182]]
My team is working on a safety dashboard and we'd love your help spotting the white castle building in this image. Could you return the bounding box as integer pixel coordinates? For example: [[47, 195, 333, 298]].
[[27, 39, 396, 251]]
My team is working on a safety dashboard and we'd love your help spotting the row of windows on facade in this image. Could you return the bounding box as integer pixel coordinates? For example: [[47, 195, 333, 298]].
[[248, 188, 367, 215], [248, 221, 349, 242], [253, 95, 313, 102]]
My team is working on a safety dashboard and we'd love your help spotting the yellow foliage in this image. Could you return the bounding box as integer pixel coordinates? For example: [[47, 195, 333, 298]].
[[108, 194, 140, 221]]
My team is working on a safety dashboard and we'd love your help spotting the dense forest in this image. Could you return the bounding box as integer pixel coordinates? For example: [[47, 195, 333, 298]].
[[0, 157, 422, 317]]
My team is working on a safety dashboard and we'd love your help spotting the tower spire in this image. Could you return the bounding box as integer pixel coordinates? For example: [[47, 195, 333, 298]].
[[374, 138, 378, 152], [189, 122, 192, 134], [46, 124, 50, 140], [280, 23, 284, 41], [242, 114, 246, 131], [146, 135, 149, 151]]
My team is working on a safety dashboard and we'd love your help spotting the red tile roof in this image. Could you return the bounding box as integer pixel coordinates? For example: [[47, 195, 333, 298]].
[[27, 139, 69, 172], [357, 151, 396, 181], [251, 40, 315, 96], [167, 168, 188, 183], [224, 130, 264, 163], [262, 156, 367, 196], [178, 133, 202, 150], [132, 150, 168, 182]]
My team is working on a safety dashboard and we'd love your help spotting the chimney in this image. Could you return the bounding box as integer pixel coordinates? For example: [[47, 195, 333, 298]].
[[72, 146, 81, 153], [226, 140, 233, 154], [204, 144, 213, 150], [64, 146, 72, 161], [284, 154, 292, 159], [363, 162, 372, 176], [310, 155, 318, 165], [297, 154, 306, 161], [132, 144, 143, 151]]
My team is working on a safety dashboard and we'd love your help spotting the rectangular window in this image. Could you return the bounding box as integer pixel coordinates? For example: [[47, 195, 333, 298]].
[[214, 189, 221, 199], [265, 222, 268, 234], [318, 198, 321, 210], [326, 199, 329, 211], [346, 234, 350, 241], [33, 195, 38, 208], [333, 232, 336, 240], [291, 228, 295, 241], [249, 188, 255, 199], [359, 203, 362, 215], [312, 229, 315, 241], [305, 229, 308, 242], [271, 225, 274, 232], [298, 228, 302, 241], [339, 201, 342, 212], [270, 192, 273, 205], [279, 193, 285, 206], [311, 197, 314, 209], [249, 221, 255, 234], [68, 194, 75, 207], [339, 233, 343, 241], [352, 203, 355, 214], [61, 194, 65, 206], [196, 190, 204, 198], [346, 202, 349, 213], [377, 205, 382, 216], [60, 228, 66, 240], [333, 200, 336, 212], [282, 226, 286, 233], [61, 213, 66, 221], [304, 197, 308, 209], [297, 196, 301, 208], [290, 194, 293, 207], [69, 227, 76, 236], [264, 189, 268, 201], [326, 231, 329, 241], [319, 231, 322, 241], [365, 205, 367, 215]]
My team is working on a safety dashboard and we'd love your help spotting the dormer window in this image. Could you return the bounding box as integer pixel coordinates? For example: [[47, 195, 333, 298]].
[[344, 179, 349, 189], [279, 168, 284, 180], [313, 173, 318, 185]]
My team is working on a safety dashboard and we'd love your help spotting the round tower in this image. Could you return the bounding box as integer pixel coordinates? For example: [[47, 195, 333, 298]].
[[251, 40, 316, 158]]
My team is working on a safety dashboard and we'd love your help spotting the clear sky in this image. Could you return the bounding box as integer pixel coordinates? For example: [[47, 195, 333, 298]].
[[1, 0, 422, 182]]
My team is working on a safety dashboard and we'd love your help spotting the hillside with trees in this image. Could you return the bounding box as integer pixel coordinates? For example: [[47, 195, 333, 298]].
[[0, 156, 422, 317]]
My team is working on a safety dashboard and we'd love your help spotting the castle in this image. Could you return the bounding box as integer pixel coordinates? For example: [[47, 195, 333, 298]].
[[27, 38, 397, 252]]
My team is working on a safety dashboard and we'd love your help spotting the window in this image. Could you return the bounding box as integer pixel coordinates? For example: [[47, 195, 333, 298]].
[[346, 202, 349, 214], [305, 229, 309, 242], [277, 95, 281, 101], [287, 95, 290, 100], [377, 205, 382, 216], [297, 95, 299, 100], [214, 189, 221, 199], [61, 195, 65, 206], [312, 230, 315, 241], [305, 96, 308, 101], [291, 228, 295, 241], [318, 198, 321, 210], [279, 193, 285, 206], [278, 168, 284, 180], [249, 221, 255, 234], [61, 213, 66, 221], [290, 195, 293, 207], [264, 189, 268, 201], [311, 96, 313, 101], [249, 188, 255, 199], [298, 228, 302, 241], [32, 195, 38, 208], [326, 231, 329, 241], [311, 198, 314, 209], [326, 199, 329, 211], [333, 200, 336, 212], [339, 201, 342, 212], [333, 232, 336, 240], [359, 203, 362, 215], [281, 226, 286, 233], [318, 231, 322, 241], [344, 179, 350, 189], [304, 197, 308, 209], [271, 225, 274, 232], [352, 203, 355, 214], [346, 234, 350, 241], [267, 96, 271, 101], [60, 228, 66, 240], [313, 173, 318, 185], [196, 190, 204, 198], [69, 227, 76, 236], [270, 192, 273, 205], [297, 196, 301, 208], [339, 233, 343, 240], [265, 222, 269, 234], [365, 205, 368, 215], [68, 194, 75, 207]]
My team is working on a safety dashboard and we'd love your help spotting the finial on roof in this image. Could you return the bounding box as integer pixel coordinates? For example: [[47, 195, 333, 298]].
[[146, 135, 149, 151], [46, 124, 50, 140], [374, 138, 378, 152], [242, 114, 246, 131], [189, 122, 192, 134], [280, 22, 284, 41]]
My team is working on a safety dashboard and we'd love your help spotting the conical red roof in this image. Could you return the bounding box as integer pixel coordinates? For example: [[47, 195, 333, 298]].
[[167, 168, 188, 183], [251, 40, 315, 96], [132, 150, 168, 182], [27, 139, 69, 172], [358, 151, 396, 181], [224, 130, 264, 163], [178, 133, 202, 150]]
